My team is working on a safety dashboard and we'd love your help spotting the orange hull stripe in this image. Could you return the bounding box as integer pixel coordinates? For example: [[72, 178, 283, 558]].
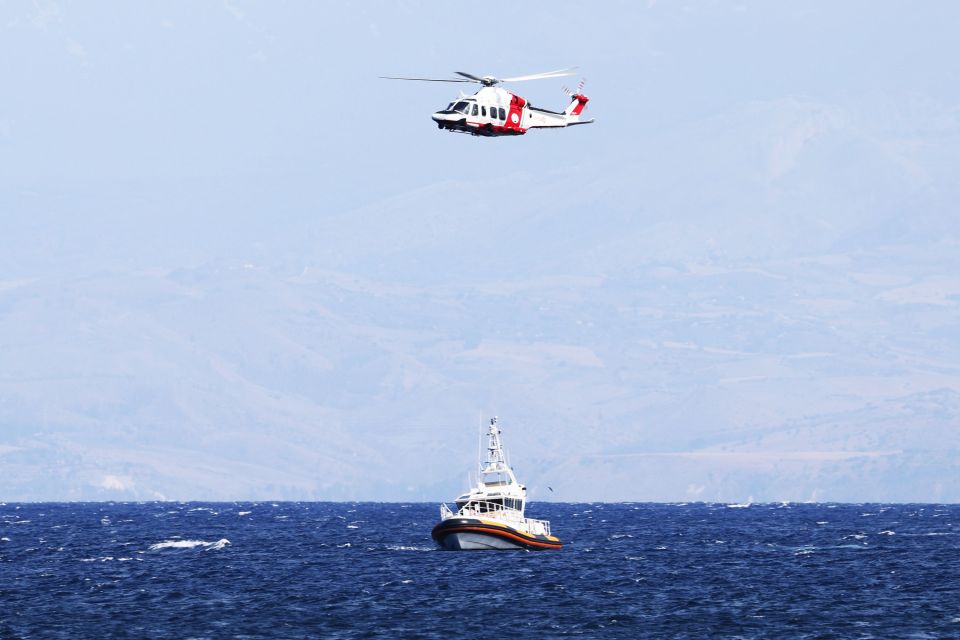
[[440, 525, 562, 549]]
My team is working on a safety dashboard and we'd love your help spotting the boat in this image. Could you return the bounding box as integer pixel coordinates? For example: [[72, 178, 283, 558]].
[[431, 417, 562, 551]]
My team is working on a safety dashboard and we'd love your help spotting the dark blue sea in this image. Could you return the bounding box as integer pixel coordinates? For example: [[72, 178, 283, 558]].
[[1, 502, 958, 638]]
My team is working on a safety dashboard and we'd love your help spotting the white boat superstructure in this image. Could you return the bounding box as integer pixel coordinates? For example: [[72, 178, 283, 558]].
[[431, 417, 561, 551]]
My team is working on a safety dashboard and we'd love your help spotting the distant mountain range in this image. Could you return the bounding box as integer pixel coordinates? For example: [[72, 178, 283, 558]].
[[2, 95, 959, 502]]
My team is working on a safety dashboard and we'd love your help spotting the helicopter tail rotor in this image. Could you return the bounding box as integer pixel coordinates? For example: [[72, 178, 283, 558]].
[[563, 79, 590, 118], [562, 79, 586, 97]]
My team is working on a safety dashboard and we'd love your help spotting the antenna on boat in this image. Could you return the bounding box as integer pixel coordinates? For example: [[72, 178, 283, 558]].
[[478, 415, 483, 479]]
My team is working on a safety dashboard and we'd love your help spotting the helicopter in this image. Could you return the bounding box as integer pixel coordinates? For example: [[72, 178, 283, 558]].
[[380, 68, 593, 137]]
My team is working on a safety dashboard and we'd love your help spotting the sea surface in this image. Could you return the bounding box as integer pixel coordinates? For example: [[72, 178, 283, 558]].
[[1, 502, 958, 639]]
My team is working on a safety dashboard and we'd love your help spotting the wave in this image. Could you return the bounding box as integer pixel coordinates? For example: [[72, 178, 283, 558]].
[[385, 545, 433, 552], [148, 538, 231, 551]]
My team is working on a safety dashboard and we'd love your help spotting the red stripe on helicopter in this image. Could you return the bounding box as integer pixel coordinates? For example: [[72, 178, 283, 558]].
[[504, 93, 527, 132], [569, 94, 589, 116]]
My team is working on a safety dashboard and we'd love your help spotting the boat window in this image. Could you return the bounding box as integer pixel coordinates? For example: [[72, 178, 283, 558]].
[[471, 104, 479, 116], [453, 101, 469, 113]]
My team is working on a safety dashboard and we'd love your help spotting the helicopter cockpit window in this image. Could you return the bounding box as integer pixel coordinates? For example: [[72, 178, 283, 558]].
[[453, 101, 469, 113]]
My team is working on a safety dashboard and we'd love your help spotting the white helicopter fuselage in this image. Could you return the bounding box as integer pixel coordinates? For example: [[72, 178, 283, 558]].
[[431, 86, 591, 137]]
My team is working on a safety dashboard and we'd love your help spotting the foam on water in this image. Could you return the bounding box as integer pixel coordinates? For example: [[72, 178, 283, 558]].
[[148, 538, 231, 551], [385, 545, 433, 552]]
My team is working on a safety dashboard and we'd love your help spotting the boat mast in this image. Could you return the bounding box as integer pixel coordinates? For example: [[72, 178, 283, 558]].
[[480, 417, 515, 486]]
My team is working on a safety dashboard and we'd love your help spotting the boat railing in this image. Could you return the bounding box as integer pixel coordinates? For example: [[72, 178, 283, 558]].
[[441, 500, 552, 537], [529, 517, 551, 537]]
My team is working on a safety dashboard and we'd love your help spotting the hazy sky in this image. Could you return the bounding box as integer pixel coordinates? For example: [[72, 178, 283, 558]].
[[2, 1, 959, 501]]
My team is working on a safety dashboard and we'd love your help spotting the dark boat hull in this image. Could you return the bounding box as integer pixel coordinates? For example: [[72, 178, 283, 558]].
[[431, 518, 562, 551]]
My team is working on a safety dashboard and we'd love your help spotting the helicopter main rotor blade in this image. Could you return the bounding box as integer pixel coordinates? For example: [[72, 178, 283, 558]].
[[379, 76, 476, 83], [500, 68, 578, 83], [453, 71, 486, 83]]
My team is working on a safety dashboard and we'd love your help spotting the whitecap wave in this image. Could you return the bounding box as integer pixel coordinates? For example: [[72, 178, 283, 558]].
[[843, 533, 867, 540], [385, 545, 433, 552], [148, 538, 230, 551]]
